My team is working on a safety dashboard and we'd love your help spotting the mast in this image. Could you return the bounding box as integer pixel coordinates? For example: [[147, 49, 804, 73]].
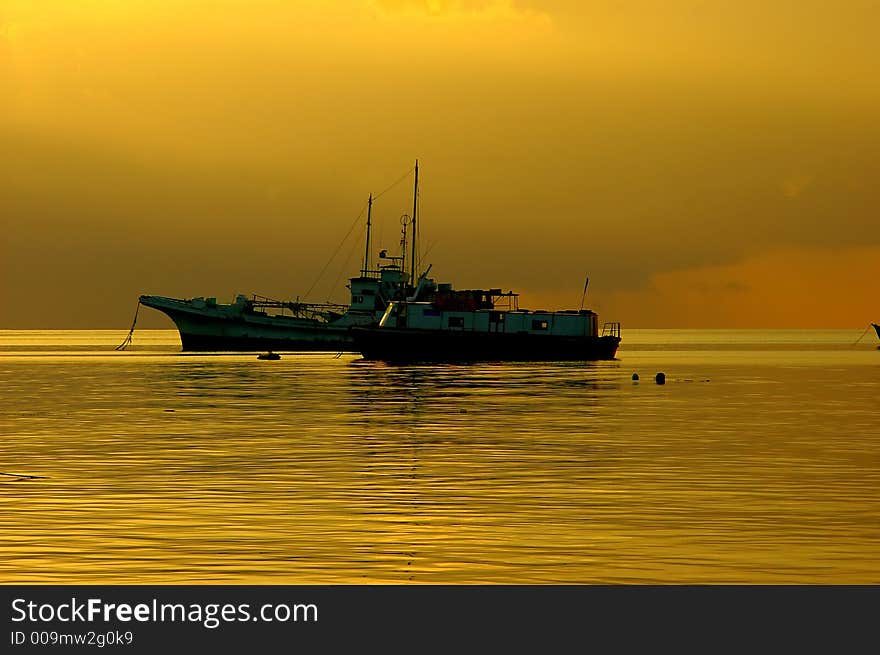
[[410, 159, 419, 279], [400, 215, 408, 280], [362, 193, 373, 276]]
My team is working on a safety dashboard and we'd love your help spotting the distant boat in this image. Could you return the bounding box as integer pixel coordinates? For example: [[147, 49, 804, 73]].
[[351, 289, 621, 363], [257, 351, 281, 360]]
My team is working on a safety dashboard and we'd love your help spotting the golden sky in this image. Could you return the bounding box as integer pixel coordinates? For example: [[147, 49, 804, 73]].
[[2, 1, 878, 328]]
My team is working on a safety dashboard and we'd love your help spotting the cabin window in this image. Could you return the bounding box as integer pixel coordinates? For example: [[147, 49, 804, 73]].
[[532, 319, 549, 331], [361, 289, 375, 296], [448, 316, 465, 328]]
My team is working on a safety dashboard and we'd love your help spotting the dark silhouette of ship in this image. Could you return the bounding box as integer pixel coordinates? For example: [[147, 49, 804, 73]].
[[351, 287, 621, 363], [131, 161, 622, 360]]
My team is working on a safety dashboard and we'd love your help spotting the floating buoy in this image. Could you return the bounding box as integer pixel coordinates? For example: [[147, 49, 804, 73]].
[[655, 372, 666, 385], [632, 373, 639, 381]]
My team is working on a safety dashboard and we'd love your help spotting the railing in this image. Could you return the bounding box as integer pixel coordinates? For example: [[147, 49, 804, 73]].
[[248, 296, 349, 321], [602, 322, 621, 338]]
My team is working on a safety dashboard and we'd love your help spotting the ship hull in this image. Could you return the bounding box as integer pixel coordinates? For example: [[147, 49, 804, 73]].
[[351, 327, 621, 363], [140, 295, 357, 352]]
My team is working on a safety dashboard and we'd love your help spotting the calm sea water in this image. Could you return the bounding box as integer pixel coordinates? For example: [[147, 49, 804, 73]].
[[1, 329, 878, 583]]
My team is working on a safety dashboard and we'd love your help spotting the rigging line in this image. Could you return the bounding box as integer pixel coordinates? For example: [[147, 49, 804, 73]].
[[416, 186, 422, 272], [421, 238, 438, 261], [303, 166, 413, 301], [326, 230, 366, 303], [302, 201, 368, 300], [416, 186, 430, 265], [372, 166, 415, 202]]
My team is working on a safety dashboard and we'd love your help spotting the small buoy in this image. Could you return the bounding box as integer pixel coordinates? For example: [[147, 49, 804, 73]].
[[655, 372, 666, 385], [631, 373, 639, 381]]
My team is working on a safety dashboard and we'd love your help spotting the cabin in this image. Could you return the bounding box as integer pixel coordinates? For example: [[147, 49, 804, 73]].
[[380, 301, 600, 338]]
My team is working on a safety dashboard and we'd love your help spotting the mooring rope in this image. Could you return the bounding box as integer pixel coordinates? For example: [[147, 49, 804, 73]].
[[116, 301, 141, 351], [852, 323, 873, 346]]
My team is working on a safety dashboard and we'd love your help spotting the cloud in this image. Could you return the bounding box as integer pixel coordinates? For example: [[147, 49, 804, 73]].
[[602, 246, 880, 328]]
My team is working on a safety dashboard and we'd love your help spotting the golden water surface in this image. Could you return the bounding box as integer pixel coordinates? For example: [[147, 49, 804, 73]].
[[1, 330, 878, 583]]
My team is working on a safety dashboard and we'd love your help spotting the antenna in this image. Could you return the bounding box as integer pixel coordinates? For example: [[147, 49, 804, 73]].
[[400, 213, 410, 278], [579, 276, 590, 311]]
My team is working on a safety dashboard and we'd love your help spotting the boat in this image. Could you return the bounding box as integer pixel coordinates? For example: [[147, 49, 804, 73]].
[[131, 163, 428, 352], [138, 265, 405, 351], [350, 288, 621, 363], [873, 323, 880, 340], [257, 351, 281, 360]]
